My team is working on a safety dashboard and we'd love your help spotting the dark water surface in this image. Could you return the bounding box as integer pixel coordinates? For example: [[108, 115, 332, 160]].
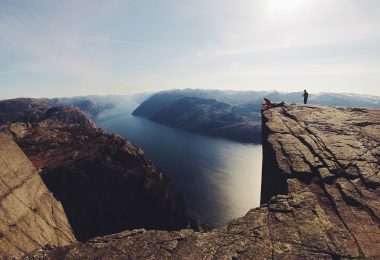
[[94, 100, 262, 227]]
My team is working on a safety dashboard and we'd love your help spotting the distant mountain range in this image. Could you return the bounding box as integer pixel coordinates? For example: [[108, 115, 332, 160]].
[[4, 90, 377, 144], [133, 89, 380, 143]]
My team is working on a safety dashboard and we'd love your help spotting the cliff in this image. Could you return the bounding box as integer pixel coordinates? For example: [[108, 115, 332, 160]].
[[23, 104, 380, 259], [0, 98, 189, 242], [0, 133, 76, 258]]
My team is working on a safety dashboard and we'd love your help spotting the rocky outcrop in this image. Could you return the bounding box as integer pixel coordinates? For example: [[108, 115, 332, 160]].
[[0, 133, 76, 258], [260, 104, 380, 257], [23, 104, 380, 259], [0, 98, 189, 242]]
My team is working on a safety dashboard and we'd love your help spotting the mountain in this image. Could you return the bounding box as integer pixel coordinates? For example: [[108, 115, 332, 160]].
[[133, 89, 380, 143], [133, 94, 261, 143], [22, 104, 380, 259], [0, 98, 189, 242], [51, 97, 114, 118], [51, 94, 153, 119], [143, 96, 261, 143]]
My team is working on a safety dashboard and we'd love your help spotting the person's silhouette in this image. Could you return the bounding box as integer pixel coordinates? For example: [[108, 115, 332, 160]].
[[303, 90, 309, 104]]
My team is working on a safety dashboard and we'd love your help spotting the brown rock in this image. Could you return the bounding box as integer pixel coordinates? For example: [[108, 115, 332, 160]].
[[0, 133, 76, 258], [0, 98, 189, 242]]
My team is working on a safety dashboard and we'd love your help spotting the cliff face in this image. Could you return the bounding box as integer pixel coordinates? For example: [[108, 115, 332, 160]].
[[25, 104, 380, 259], [0, 98, 188, 242], [260, 104, 380, 257], [0, 133, 76, 258]]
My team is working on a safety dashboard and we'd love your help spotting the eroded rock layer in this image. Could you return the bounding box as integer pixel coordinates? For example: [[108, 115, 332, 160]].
[[23, 104, 380, 259], [0, 133, 76, 258]]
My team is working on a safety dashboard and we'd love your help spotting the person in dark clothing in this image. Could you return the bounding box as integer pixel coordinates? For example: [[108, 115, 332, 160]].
[[303, 90, 309, 104]]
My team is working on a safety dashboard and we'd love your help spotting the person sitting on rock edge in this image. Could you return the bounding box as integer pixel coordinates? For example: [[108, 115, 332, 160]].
[[263, 98, 273, 106], [263, 98, 285, 108]]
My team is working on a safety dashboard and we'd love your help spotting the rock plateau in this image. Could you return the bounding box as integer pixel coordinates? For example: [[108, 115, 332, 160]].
[[19, 104, 380, 259]]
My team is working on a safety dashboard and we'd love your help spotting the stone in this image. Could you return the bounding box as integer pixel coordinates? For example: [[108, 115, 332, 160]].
[[0, 99, 190, 242], [0, 133, 76, 258]]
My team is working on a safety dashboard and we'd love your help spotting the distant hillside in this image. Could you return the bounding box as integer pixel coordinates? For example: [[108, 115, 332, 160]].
[[133, 89, 380, 143], [52, 94, 153, 118], [51, 96, 116, 118], [155, 97, 261, 143]]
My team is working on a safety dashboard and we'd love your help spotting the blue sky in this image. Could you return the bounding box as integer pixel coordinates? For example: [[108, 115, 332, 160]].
[[1, 0, 380, 99]]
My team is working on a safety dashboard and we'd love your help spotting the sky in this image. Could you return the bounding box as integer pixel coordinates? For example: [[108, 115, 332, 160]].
[[1, 0, 380, 99]]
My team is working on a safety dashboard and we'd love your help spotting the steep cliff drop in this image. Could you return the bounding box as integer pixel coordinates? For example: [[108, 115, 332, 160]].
[[0, 98, 189, 243], [0, 133, 76, 258], [23, 104, 380, 259], [260, 104, 380, 257]]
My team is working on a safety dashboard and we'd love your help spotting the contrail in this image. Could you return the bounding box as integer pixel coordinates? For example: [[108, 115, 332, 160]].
[[0, 70, 17, 75], [73, 35, 150, 47]]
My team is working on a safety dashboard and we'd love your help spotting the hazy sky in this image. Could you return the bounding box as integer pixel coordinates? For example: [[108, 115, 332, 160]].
[[1, 0, 380, 99]]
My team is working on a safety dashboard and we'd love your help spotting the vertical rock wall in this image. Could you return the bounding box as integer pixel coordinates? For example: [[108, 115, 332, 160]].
[[260, 104, 380, 258], [0, 133, 76, 258]]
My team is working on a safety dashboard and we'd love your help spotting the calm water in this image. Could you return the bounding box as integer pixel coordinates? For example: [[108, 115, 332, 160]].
[[94, 100, 262, 227]]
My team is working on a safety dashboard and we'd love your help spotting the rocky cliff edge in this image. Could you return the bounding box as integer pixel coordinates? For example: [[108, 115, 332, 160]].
[[0, 133, 76, 258], [22, 104, 380, 259], [0, 98, 189, 245]]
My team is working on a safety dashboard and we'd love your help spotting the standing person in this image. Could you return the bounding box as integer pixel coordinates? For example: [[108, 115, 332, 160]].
[[303, 90, 309, 104]]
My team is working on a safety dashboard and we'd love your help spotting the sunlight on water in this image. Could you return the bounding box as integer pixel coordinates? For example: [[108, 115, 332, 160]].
[[95, 100, 262, 227]]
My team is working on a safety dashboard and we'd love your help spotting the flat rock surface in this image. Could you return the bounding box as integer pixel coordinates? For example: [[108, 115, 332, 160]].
[[22, 104, 380, 259], [0, 133, 76, 258]]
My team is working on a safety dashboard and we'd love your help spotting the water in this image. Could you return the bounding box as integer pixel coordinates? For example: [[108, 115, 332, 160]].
[[94, 99, 262, 227]]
